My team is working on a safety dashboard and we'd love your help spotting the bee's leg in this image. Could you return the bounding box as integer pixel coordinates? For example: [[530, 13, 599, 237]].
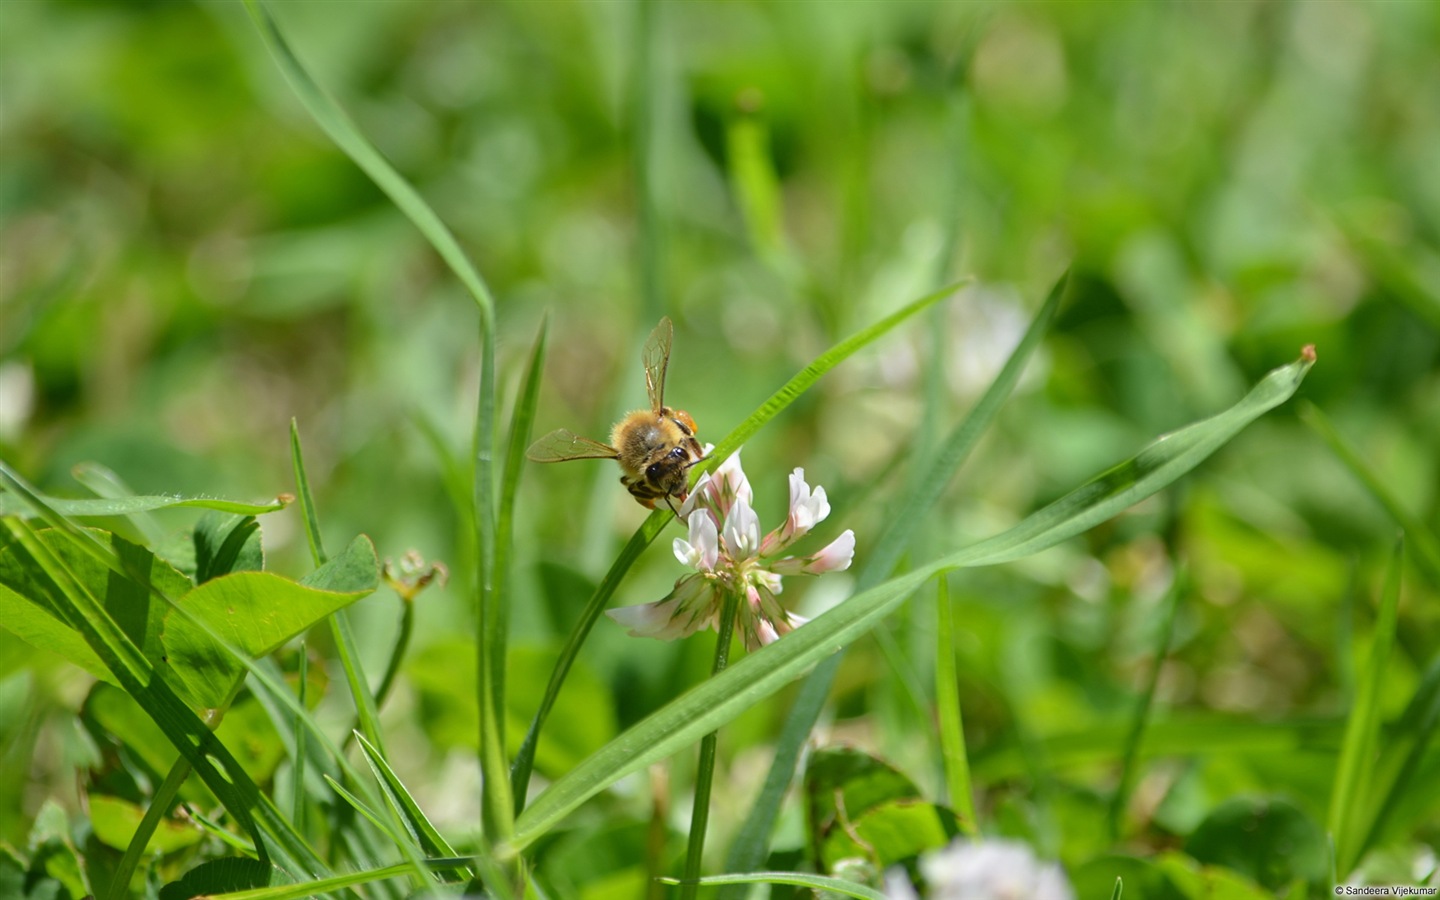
[[664, 495, 686, 522]]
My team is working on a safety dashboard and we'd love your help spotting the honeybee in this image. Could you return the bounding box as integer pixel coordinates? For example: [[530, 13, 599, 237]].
[[526, 317, 705, 510]]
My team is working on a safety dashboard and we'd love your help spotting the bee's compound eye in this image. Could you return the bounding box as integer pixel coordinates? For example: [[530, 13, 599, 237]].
[[669, 447, 686, 461], [646, 463, 662, 479]]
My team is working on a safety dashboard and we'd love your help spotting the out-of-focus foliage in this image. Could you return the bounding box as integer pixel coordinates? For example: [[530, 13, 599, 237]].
[[1, 0, 1437, 896]]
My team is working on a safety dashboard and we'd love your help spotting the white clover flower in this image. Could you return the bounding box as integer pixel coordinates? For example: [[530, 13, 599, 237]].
[[884, 839, 1075, 900], [606, 449, 855, 650]]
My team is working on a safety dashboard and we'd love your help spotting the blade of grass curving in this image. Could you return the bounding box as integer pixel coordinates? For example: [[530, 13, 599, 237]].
[[1301, 402, 1440, 588], [491, 316, 549, 778], [1107, 568, 1185, 842], [869, 270, 1066, 583], [661, 872, 886, 900], [293, 642, 308, 834], [509, 349, 1315, 849], [473, 324, 512, 845], [632, 0, 663, 326], [289, 420, 328, 566], [291, 421, 387, 758], [935, 574, 978, 836], [190, 808, 258, 856], [322, 776, 415, 864], [208, 862, 412, 900], [204, 856, 496, 900], [329, 610, 387, 756], [1362, 651, 1440, 854], [1329, 539, 1403, 877], [0, 494, 288, 518], [702, 281, 964, 475], [355, 732, 474, 882], [510, 282, 966, 807], [1112, 876, 1124, 900], [721, 271, 1065, 884], [104, 753, 193, 900], [241, 0, 510, 842], [70, 462, 166, 546], [322, 774, 440, 895], [239, 0, 497, 322]]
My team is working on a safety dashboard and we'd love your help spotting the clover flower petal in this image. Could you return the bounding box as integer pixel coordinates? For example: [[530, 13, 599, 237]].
[[612, 449, 852, 650], [723, 495, 761, 560], [770, 529, 855, 576], [606, 574, 716, 640], [884, 838, 1075, 900], [673, 509, 719, 571]]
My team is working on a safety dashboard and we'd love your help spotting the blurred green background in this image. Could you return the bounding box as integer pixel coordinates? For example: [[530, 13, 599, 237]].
[[2, 0, 1437, 888]]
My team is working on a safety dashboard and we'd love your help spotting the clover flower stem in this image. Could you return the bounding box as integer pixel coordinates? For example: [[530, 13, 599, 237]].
[[679, 587, 741, 900]]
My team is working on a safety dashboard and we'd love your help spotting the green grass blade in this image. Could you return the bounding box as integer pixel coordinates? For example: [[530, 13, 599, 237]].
[[0, 494, 288, 518], [1362, 650, 1440, 854], [1301, 402, 1440, 588], [289, 420, 328, 567], [206, 863, 412, 900], [69, 462, 167, 546], [491, 317, 549, 806], [721, 270, 1064, 880], [1107, 568, 1185, 841], [866, 270, 1066, 584], [473, 329, 512, 845], [661, 872, 887, 900], [355, 732, 473, 881], [291, 420, 387, 758], [329, 609, 386, 756], [239, 0, 497, 323], [1111, 876, 1124, 900], [1329, 539, 1404, 876], [701, 281, 964, 476], [322, 775, 411, 855], [103, 755, 191, 900], [509, 350, 1315, 849], [510, 282, 965, 806], [935, 575, 978, 836], [293, 642, 308, 834], [632, 0, 663, 325]]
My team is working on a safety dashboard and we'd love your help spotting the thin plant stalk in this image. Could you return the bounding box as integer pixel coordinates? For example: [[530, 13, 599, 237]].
[[934, 575, 978, 836], [680, 589, 741, 900], [1107, 568, 1185, 841], [104, 755, 193, 900], [373, 601, 414, 711]]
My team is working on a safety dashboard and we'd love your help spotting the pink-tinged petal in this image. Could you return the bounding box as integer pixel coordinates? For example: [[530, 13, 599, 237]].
[[673, 510, 719, 571], [766, 468, 832, 552], [805, 529, 854, 573], [706, 449, 751, 518], [722, 496, 761, 560], [770, 529, 855, 575], [606, 576, 716, 641]]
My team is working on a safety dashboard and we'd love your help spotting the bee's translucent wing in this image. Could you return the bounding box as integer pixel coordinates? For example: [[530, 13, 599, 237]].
[[525, 429, 619, 463], [642, 316, 673, 413]]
